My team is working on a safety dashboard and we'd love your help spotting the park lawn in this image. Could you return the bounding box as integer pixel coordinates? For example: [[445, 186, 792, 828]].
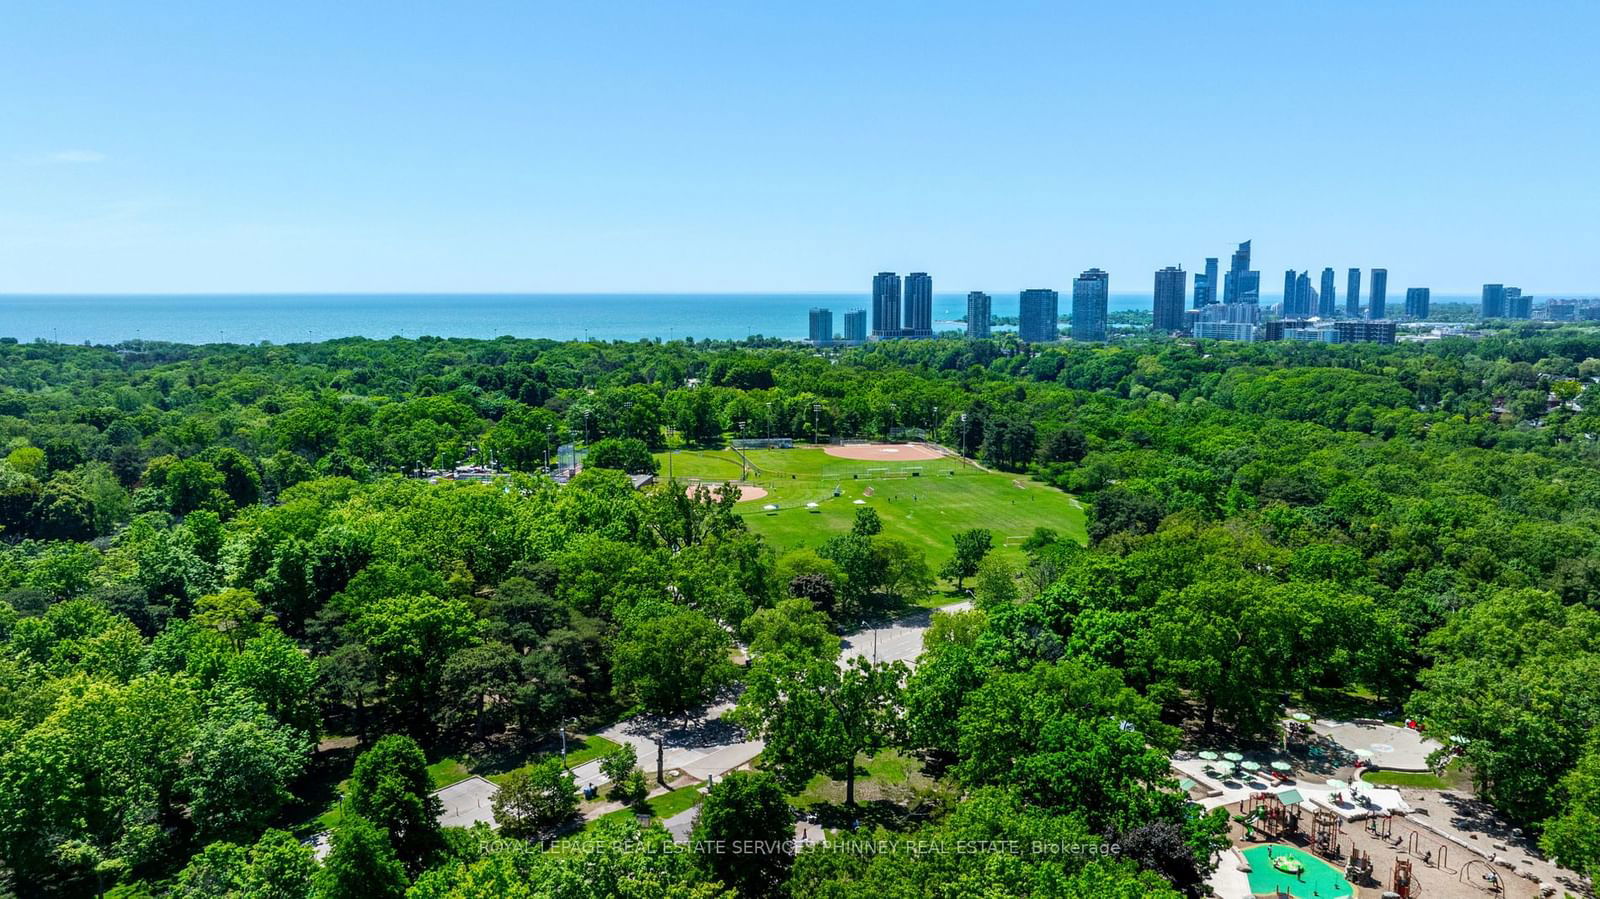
[[1361, 763, 1469, 791], [581, 783, 703, 834], [791, 749, 931, 808], [315, 802, 345, 832], [658, 449, 747, 482], [427, 758, 472, 789], [655, 447, 1086, 570], [561, 734, 624, 768], [484, 735, 624, 786], [748, 471, 1083, 570]]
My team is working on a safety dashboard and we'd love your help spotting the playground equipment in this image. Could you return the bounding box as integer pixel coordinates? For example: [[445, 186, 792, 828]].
[[1408, 830, 1450, 870], [1236, 792, 1300, 840], [1312, 810, 1342, 860], [1460, 858, 1504, 894], [1366, 814, 1392, 840], [1233, 807, 1267, 841], [1391, 858, 1416, 898], [1270, 855, 1305, 876], [1345, 847, 1373, 884]]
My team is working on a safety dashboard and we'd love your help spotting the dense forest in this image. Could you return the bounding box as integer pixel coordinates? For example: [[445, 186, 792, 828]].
[[1, 325, 1599, 897]]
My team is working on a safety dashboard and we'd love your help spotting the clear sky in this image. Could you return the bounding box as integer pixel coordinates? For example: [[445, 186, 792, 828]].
[[3, 1, 1597, 294]]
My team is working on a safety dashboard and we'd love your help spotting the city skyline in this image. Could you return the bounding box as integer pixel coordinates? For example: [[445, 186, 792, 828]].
[[813, 250, 1555, 344]]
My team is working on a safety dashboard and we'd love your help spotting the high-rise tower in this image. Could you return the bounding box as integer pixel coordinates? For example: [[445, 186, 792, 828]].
[[871, 272, 901, 337], [966, 292, 992, 338], [1153, 266, 1186, 332], [1404, 288, 1430, 319], [1481, 284, 1506, 318], [903, 272, 933, 336], [1071, 269, 1110, 342], [1018, 289, 1059, 342]]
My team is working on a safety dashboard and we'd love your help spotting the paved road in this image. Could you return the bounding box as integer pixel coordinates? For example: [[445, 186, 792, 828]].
[[573, 600, 973, 793], [840, 601, 971, 666]]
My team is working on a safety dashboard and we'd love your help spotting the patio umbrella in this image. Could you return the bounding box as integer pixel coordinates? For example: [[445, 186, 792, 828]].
[[1352, 748, 1374, 759], [1291, 712, 1312, 722], [1223, 752, 1244, 762], [1211, 761, 1235, 774], [1325, 778, 1347, 789], [1270, 761, 1293, 772], [1197, 751, 1219, 761], [1240, 761, 1262, 772]]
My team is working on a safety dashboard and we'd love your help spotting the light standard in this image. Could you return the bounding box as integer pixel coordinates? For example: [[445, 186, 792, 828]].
[[667, 427, 675, 480], [960, 413, 968, 459], [544, 426, 552, 470], [888, 403, 897, 440], [812, 403, 822, 446], [738, 421, 748, 478], [765, 401, 773, 439]]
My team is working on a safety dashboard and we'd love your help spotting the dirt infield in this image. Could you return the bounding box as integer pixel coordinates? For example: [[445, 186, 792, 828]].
[[685, 482, 768, 502], [823, 443, 944, 461]]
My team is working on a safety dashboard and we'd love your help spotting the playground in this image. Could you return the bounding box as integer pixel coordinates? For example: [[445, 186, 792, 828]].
[[655, 444, 1086, 569], [1241, 845, 1352, 898]]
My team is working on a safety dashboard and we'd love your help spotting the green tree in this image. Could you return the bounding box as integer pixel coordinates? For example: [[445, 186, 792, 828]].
[[346, 735, 444, 871], [244, 828, 316, 899], [584, 437, 659, 474], [181, 691, 308, 843], [953, 660, 1177, 834], [939, 528, 992, 590], [491, 758, 579, 840], [732, 655, 906, 807], [350, 593, 478, 739], [972, 555, 1018, 609], [611, 607, 735, 783], [440, 641, 522, 739], [741, 598, 839, 661], [598, 742, 639, 786], [874, 536, 934, 600], [817, 535, 877, 618], [1088, 487, 1165, 544], [850, 506, 882, 537], [315, 815, 408, 899], [690, 771, 793, 897], [172, 841, 249, 898], [482, 403, 563, 471], [1542, 732, 1600, 884]]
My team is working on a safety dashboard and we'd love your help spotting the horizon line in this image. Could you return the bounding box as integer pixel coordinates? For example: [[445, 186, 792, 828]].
[[4, 288, 1598, 298]]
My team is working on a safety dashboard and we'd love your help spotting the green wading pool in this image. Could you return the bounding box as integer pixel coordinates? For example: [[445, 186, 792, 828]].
[[1241, 844, 1353, 897]]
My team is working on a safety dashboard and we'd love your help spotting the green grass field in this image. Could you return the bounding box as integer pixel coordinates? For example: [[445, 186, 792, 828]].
[[657, 446, 1086, 570]]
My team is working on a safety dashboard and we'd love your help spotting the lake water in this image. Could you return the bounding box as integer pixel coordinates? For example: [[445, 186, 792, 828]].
[[0, 292, 1493, 345], [0, 292, 1158, 345]]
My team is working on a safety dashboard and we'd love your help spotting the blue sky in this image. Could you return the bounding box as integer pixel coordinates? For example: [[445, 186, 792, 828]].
[[3, 1, 1596, 294]]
